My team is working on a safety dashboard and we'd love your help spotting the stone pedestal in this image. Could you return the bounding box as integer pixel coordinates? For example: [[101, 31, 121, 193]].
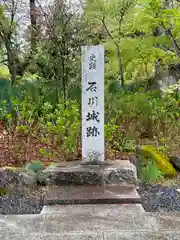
[[44, 160, 137, 186], [44, 160, 141, 205], [44, 185, 140, 205]]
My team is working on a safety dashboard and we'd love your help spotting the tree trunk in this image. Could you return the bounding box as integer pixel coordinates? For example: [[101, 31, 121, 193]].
[[30, 0, 37, 52], [5, 39, 17, 85], [117, 47, 124, 88]]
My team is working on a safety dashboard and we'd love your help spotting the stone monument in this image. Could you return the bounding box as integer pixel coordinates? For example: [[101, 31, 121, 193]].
[[81, 45, 104, 164], [44, 45, 140, 206]]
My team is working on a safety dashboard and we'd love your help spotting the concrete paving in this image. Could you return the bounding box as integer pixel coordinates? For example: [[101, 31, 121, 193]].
[[2, 231, 180, 240], [1, 211, 180, 240]]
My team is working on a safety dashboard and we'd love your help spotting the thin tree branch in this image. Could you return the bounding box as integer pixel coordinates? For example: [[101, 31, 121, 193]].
[[101, 15, 124, 87], [101, 16, 119, 48], [0, 59, 8, 64], [160, 21, 180, 57]]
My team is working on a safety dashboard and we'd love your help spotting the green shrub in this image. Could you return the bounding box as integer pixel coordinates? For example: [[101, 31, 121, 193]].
[[105, 89, 180, 155], [140, 159, 164, 184], [25, 161, 44, 173], [39, 99, 80, 157]]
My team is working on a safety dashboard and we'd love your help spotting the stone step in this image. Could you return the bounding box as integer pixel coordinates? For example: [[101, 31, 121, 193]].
[[2, 212, 180, 239], [44, 184, 141, 205], [44, 160, 137, 186], [41, 204, 145, 214]]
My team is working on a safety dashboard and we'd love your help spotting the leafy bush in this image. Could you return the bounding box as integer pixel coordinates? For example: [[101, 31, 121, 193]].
[[25, 161, 44, 173], [39, 99, 80, 158], [140, 159, 164, 184], [105, 89, 180, 156], [0, 94, 81, 164], [0, 80, 180, 166]]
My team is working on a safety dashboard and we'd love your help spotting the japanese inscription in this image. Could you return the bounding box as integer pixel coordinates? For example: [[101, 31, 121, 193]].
[[89, 53, 96, 70], [81, 45, 104, 163], [88, 96, 98, 107], [86, 126, 100, 137], [86, 81, 97, 92], [86, 110, 100, 123]]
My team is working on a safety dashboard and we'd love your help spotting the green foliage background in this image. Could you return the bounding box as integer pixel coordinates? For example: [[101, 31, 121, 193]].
[[0, 0, 180, 183]]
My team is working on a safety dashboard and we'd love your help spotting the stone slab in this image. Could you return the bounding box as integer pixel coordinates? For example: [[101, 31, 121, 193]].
[[44, 160, 137, 186], [92, 204, 145, 215], [3, 233, 103, 240], [44, 185, 141, 205], [3, 232, 180, 240], [2, 213, 180, 239], [41, 204, 145, 214], [104, 231, 180, 240], [41, 204, 94, 214]]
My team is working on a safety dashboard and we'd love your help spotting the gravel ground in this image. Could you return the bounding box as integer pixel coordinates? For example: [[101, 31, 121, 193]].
[[138, 184, 180, 212], [1, 184, 180, 214], [0, 187, 45, 215], [0, 168, 46, 215]]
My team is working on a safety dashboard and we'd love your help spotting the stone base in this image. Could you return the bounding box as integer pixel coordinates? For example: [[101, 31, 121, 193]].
[[44, 184, 141, 205], [44, 160, 137, 186], [41, 204, 145, 214]]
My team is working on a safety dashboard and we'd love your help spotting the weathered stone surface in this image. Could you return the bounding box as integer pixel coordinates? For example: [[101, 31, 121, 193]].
[[44, 185, 141, 205], [3, 231, 180, 240], [45, 161, 102, 185], [2, 213, 180, 240], [104, 232, 180, 240], [20, 170, 37, 188], [91, 204, 145, 215], [104, 232, 154, 240], [37, 170, 51, 185], [40, 233, 102, 240], [41, 204, 145, 214], [103, 160, 137, 185], [0, 167, 37, 190], [4, 233, 103, 240], [41, 204, 94, 214], [45, 160, 137, 186], [169, 156, 180, 171], [3, 232, 180, 240]]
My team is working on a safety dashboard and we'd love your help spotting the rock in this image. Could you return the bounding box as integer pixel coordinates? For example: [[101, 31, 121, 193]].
[[169, 156, 180, 171], [45, 160, 138, 186], [0, 167, 23, 188], [37, 170, 51, 185], [0, 167, 37, 190], [20, 170, 37, 188], [37, 164, 57, 185]]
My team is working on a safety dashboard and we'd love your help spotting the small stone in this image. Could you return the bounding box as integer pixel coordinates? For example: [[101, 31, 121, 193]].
[[37, 170, 51, 185], [20, 170, 37, 188], [0, 167, 37, 190], [169, 156, 180, 171]]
